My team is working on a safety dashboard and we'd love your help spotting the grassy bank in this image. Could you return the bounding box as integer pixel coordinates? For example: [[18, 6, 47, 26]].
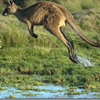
[[0, 0, 100, 92]]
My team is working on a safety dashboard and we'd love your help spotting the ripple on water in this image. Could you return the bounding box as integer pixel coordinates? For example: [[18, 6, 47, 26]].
[[0, 85, 100, 98]]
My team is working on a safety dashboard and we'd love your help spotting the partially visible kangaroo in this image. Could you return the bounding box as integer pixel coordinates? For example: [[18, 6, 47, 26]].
[[2, 0, 100, 63]]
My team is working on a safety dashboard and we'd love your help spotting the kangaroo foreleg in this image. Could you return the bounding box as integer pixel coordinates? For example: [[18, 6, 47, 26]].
[[26, 21, 38, 38]]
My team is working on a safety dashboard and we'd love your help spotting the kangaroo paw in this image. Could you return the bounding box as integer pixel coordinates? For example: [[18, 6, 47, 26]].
[[31, 33, 38, 38], [34, 34, 38, 38]]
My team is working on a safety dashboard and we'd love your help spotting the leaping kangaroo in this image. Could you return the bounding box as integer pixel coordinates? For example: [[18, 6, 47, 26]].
[[2, 0, 100, 63]]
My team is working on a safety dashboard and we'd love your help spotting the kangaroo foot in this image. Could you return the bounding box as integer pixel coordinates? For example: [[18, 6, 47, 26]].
[[68, 42, 80, 63], [69, 52, 79, 63]]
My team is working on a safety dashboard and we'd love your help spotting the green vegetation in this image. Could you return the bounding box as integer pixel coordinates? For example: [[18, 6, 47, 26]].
[[0, 87, 6, 91], [0, 0, 100, 93], [2, 0, 100, 13], [8, 94, 16, 99], [23, 93, 34, 96], [16, 90, 22, 93]]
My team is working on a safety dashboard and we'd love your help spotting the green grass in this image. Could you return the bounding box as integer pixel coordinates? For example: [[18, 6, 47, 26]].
[[0, 0, 100, 92]]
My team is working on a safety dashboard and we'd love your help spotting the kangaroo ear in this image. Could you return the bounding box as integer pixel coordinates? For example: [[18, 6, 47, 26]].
[[8, 0, 13, 5]]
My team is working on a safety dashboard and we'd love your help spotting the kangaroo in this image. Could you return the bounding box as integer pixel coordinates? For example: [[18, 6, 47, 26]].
[[2, 0, 100, 63]]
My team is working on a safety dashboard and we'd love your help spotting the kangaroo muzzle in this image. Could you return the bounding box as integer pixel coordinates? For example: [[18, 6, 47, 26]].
[[2, 12, 7, 16]]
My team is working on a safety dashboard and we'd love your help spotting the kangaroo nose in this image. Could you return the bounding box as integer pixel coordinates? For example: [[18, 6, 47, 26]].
[[2, 12, 7, 16]]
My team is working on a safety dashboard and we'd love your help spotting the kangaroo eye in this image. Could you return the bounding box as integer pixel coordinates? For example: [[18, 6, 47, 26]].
[[7, 8, 10, 10], [6, 8, 10, 11]]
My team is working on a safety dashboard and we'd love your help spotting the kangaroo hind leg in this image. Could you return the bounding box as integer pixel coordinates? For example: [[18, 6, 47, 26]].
[[60, 27, 79, 63], [45, 24, 79, 63]]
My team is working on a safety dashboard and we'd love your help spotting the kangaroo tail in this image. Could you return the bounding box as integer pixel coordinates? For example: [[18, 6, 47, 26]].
[[66, 14, 100, 47]]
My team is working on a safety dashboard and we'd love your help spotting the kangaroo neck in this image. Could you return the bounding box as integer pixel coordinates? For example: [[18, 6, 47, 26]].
[[14, 8, 25, 23]]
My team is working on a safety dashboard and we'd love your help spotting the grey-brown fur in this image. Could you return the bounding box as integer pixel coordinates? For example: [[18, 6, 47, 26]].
[[2, 0, 100, 63]]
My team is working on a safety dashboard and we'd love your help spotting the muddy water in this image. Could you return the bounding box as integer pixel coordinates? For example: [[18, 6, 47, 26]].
[[0, 84, 100, 98]]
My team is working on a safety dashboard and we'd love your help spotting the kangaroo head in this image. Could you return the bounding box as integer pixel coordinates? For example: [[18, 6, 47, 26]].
[[2, 0, 18, 16]]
